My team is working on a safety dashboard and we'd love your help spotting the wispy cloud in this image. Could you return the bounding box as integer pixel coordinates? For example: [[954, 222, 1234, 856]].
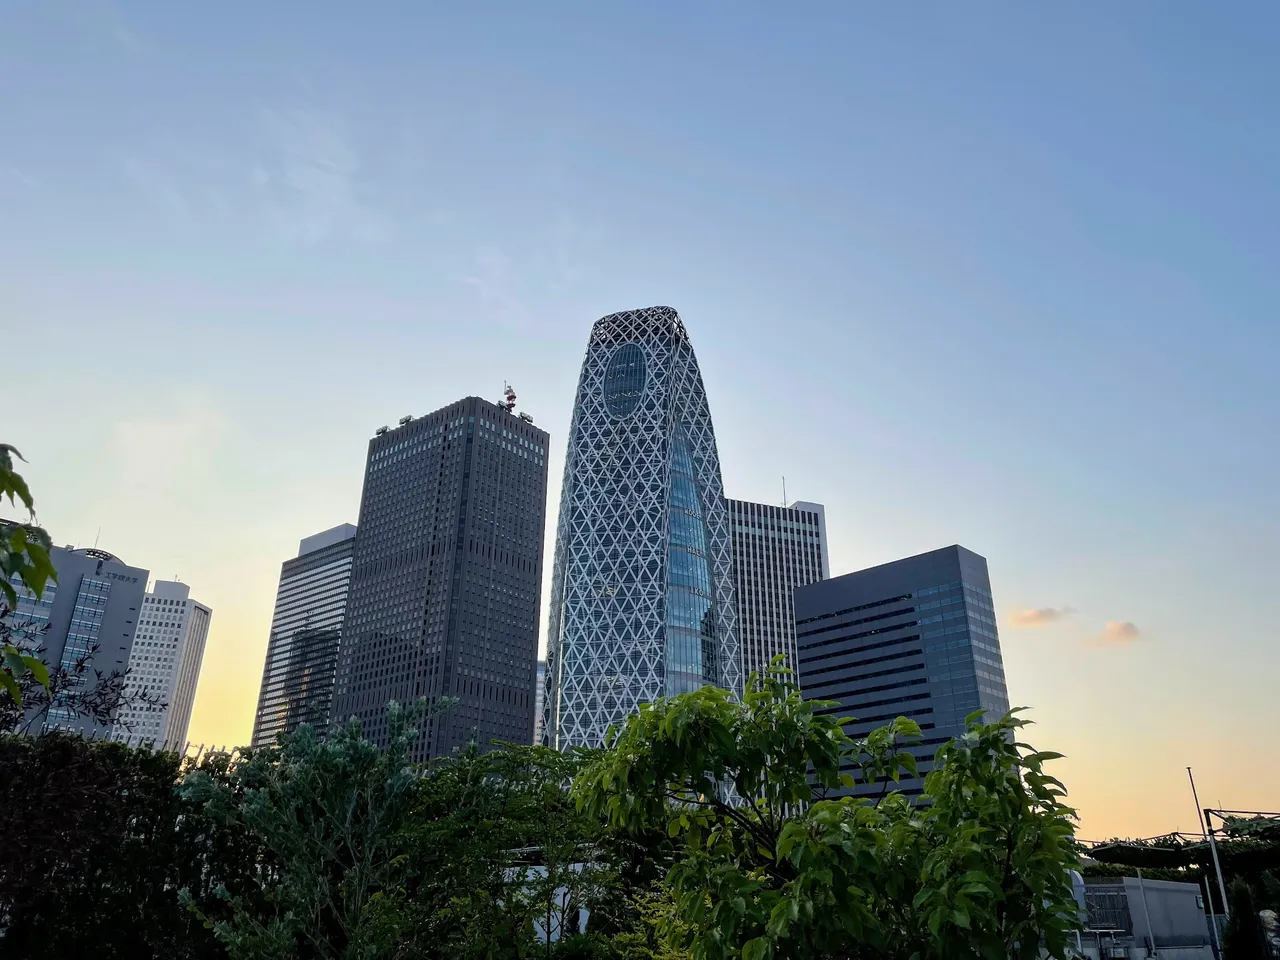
[[60, 0, 143, 53], [464, 245, 527, 322], [0, 166, 40, 190], [463, 214, 601, 330], [107, 99, 390, 247], [113, 152, 191, 218], [1007, 606, 1074, 628], [253, 106, 390, 246], [109, 22, 141, 52], [1094, 620, 1142, 646]]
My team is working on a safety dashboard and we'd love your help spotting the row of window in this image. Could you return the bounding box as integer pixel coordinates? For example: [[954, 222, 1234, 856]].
[[796, 593, 913, 627], [798, 655, 921, 686], [801, 631, 924, 666], [797, 604, 916, 640]]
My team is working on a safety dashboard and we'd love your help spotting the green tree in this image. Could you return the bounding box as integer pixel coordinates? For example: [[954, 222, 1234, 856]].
[[573, 666, 1081, 960], [0, 444, 54, 706], [0, 732, 263, 959], [601, 885, 694, 960], [390, 742, 618, 960], [180, 704, 439, 960], [1224, 877, 1268, 959]]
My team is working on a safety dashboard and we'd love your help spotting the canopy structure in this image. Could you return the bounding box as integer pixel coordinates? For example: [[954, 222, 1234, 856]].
[[1085, 811, 1280, 873]]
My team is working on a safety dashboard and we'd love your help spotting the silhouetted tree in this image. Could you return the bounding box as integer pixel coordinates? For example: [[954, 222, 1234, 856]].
[[1224, 877, 1269, 959]]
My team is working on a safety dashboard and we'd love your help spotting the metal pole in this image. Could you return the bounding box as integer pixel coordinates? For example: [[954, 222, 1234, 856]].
[[1188, 767, 1208, 837], [1204, 809, 1231, 918], [1137, 868, 1159, 957], [1203, 875, 1221, 958]]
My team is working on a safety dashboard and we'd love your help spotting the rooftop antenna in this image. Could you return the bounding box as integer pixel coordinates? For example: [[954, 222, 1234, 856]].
[[782, 476, 787, 508], [94, 526, 101, 548], [501, 382, 517, 413]]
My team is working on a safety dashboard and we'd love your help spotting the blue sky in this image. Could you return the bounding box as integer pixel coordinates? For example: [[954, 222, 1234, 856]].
[[2, 1, 1277, 837]]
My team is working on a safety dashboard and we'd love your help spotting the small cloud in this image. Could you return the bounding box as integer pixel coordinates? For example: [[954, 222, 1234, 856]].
[[1007, 607, 1074, 628], [1095, 621, 1142, 646], [0, 166, 40, 190], [253, 106, 389, 246], [113, 153, 190, 217], [111, 23, 142, 51]]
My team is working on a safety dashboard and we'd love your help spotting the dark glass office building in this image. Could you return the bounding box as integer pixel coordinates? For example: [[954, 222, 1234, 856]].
[[793, 545, 1009, 798], [331, 396, 549, 761], [251, 523, 358, 749]]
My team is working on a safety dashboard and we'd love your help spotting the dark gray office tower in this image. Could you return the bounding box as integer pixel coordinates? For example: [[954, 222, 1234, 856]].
[[1, 523, 147, 736], [251, 523, 358, 749], [728, 499, 828, 685], [793, 545, 1009, 799], [331, 396, 550, 760]]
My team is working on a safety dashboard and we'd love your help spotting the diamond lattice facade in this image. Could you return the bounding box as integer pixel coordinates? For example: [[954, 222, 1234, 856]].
[[543, 306, 740, 749]]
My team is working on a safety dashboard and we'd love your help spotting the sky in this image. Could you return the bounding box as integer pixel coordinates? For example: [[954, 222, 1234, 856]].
[[2, 1, 1277, 840]]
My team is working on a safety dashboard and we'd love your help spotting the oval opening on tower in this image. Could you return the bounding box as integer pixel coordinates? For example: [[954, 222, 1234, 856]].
[[602, 343, 647, 417]]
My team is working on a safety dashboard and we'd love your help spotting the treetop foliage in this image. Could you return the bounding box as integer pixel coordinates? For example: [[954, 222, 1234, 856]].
[[2, 666, 1084, 959]]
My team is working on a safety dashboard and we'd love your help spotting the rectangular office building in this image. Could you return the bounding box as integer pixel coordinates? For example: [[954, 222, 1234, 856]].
[[331, 397, 550, 761], [1, 527, 147, 737], [250, 524, 357, 749], [728, 499, 828, 686], [115, 579, 213, 748], [793, 544, 1009, 798]]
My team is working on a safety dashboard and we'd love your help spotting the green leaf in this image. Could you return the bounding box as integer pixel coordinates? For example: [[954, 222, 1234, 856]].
[[21, 654, 48, 689], [3, 645, 30, 678], [0, 666, 23, 706]]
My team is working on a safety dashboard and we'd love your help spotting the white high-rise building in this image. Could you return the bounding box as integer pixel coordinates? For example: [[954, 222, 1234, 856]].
[[727, 499, 828, 685], [113, 580, 212, 748]]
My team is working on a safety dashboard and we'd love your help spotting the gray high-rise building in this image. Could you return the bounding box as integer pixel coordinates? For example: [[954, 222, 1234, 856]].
[[251, 524, 357, 749], [728, 498, 828, 686], [793, 545, 1009, 799], [331, 397, 550, 760], [543, 306, 739, 750], [1, 525, 147, 736]]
